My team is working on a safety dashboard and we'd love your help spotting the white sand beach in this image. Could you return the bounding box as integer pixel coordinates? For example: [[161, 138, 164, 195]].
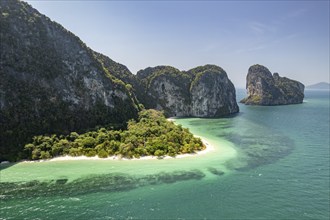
[[41, 137, 214, 162]]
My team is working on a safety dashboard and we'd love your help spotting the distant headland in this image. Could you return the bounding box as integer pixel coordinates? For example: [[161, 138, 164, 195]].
[[306, 82, 330, 90]]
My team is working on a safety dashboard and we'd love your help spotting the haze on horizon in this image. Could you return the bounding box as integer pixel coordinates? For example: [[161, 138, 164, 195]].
[[25, 0, 329, 88]]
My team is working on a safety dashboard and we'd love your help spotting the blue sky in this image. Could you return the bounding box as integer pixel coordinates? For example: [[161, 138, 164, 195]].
[[25, 0, 329, 87]]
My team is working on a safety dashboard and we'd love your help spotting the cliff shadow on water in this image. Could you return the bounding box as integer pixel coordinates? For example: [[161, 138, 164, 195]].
[[0, 162, 17, 171]]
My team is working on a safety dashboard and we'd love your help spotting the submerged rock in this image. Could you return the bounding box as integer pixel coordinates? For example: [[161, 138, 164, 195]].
[[55, 178, 68, 185], [207, 167, 225, 176], [240, 64, 304, 105]]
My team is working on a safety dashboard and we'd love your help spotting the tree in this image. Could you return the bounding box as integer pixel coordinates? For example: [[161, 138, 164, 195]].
[[154, 149, 165, 157], [40, 151, 51, 159], [68, 132, 79, 141], [81, 137, 96, 148], [24, 109, 204, 160], [97, 149, 108, 158], [31, 148, 41, 160]]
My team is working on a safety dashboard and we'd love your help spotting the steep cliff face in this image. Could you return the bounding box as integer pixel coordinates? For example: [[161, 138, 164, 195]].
[[93, 52, 145, 108], [189, 65, 239, 117], [0, 0, 240, 161], [137, 65, 239, 117], [240, 64, 304, 105], [137, 66, 191, 116], [0, 0, 139, 160]]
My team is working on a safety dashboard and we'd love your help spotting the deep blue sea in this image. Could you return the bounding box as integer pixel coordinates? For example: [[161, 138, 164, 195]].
[[1, 89, 329, 219]]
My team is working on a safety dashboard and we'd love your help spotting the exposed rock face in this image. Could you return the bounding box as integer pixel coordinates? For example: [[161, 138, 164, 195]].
[[137, 66, 191, 117], [137, 65, 239, 117], [0, 0, 139, 160], [240, 64, 304, 105], [0, 0, 239, 161], [189, 65, 239, 117]]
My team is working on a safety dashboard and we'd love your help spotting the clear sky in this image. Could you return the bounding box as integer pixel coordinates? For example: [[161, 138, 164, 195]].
[[25, 0, 329, 88]]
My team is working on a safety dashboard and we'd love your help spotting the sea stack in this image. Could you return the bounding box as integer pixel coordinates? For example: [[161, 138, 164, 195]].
[[240, 64, 304, 105]]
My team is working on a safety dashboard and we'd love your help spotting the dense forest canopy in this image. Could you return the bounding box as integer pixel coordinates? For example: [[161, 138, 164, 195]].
[[24, 110, 205, 160]]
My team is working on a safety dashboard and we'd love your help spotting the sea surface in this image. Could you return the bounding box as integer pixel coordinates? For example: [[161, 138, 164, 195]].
[[1, 89, 329, 220]]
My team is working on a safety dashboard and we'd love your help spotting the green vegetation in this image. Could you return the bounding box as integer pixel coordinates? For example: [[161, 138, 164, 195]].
[[188, 65, 228, 92], [250, 95, 262, 103], [187, 64, 226, 78], [0, 0, 139, 161], [24, 110, 205, 160], [1, 0, 236, 161]]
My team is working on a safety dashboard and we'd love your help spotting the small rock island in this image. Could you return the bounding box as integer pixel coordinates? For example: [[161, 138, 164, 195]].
[[240, 64, 305, 105]]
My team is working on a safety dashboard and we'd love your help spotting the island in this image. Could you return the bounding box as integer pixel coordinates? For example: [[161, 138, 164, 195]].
[[240, 64, 305, 105], [0, 0, 238, 162]]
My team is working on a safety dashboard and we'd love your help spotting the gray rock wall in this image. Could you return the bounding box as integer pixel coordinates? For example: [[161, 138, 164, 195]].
[[241, 64, 304, 105], [0, 0, 240, 161], [0, 0, 139, 160], [137, 65, 239, 117]]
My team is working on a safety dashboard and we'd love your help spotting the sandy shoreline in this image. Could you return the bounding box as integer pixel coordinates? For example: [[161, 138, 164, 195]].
[[24, 136, 214, 163], [19, 118, 215, 163]]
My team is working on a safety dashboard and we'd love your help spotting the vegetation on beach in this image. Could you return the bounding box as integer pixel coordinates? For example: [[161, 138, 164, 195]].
[[24, 110, 205, 160]]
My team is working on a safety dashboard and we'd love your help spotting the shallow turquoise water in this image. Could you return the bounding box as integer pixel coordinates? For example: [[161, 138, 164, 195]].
[[1, 89, 329, 219]]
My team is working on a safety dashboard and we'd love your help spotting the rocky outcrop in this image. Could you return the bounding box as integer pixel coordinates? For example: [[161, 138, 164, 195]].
[[240, 64, 304, 105], [137, 65, 239, 117], [0, 0, 140, 160], [0, 0, 239, 161], [189, 65, 239, 117], [137, 66, 191, 117]]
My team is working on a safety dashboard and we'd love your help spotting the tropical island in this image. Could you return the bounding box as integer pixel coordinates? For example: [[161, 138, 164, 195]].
[[0, 1, 310, 163], [241, 64, 305, 105], [0, 0, 237, 162]]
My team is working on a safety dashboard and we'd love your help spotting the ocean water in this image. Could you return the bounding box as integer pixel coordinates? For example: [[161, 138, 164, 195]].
[[1, 89, 329, 219]]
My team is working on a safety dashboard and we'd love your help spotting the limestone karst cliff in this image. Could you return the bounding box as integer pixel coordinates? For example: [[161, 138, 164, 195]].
[[0, 0, 239, 161], [137, 65, 239, 117], [240, 64, 304, 105], [0, 0, 140, 160], [189, 65, 239, 117]]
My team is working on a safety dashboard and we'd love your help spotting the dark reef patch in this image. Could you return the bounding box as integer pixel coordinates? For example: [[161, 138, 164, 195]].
[[207, 167, 225, 176], [0, 169, 205, 201], [225, 133, 294, 171]]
